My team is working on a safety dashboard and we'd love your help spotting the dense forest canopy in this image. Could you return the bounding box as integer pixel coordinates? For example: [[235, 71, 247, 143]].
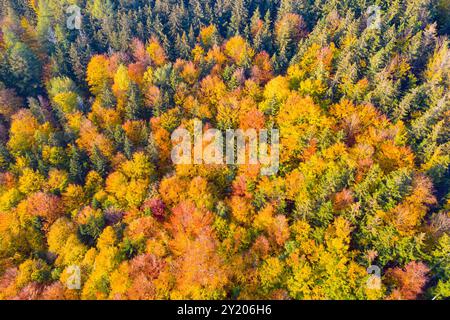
[[0, 0, 448, 300]]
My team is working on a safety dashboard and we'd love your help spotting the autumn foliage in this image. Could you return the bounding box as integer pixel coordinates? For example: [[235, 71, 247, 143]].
[[0, 0, 448, 301]]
